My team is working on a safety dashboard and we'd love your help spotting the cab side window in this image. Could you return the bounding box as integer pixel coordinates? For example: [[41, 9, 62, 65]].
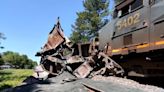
[[113, 0, 143, 18], [113, 10, 118, 19], [121, 5, 129, 16]]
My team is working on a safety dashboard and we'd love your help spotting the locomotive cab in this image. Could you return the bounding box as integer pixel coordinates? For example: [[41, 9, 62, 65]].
[[112, 0, 149, 55]]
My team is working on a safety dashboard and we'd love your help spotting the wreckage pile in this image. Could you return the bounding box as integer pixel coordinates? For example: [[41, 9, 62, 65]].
[[3, 19, 164, 92], [34, 19, 124, 79]]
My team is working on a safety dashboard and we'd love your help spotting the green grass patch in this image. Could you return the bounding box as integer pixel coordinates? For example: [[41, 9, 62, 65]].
[[0, 69, 33, 91]]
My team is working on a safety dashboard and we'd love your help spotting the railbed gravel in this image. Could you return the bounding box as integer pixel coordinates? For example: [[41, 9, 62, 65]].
[[92, 75, 164, 92], [3, 72, 164, 92]]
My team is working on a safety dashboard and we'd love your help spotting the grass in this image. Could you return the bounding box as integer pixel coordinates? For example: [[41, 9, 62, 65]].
[[0, 69, 33, 91]]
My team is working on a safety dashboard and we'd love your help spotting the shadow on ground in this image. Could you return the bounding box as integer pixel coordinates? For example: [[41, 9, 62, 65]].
[[128, 76, 164, 88]]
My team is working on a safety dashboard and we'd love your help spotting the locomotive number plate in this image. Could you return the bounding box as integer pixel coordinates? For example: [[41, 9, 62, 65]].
[[116, 12, 140, 30]]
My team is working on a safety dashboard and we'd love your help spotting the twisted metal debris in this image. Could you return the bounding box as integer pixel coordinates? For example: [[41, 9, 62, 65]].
[[34, 19, 124, 79]]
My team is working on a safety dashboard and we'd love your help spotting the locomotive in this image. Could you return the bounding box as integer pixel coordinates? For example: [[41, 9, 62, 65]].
[[99, 0, 164, 77]]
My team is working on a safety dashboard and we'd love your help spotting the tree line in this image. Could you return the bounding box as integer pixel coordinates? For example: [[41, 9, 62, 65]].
[[0, 51, 37, 69]]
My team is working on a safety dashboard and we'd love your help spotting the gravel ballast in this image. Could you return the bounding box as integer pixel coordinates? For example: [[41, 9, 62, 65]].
[[4, 72, 164, 92]]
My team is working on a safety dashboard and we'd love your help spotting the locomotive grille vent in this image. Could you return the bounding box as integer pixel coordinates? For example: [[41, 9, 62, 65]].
[[123, 34, 132, 45]]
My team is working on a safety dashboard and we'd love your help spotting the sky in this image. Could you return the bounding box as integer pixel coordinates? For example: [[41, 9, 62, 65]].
[[0, 0, 114, 63]]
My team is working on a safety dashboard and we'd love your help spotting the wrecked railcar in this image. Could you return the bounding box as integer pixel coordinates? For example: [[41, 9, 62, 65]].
[[34, 19, 124, 79]]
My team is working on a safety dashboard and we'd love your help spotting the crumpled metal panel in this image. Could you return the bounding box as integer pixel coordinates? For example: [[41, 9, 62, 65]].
[[42, 23, 65, 52], [73, 61, 93, 78], [66, 56, 84, 64]]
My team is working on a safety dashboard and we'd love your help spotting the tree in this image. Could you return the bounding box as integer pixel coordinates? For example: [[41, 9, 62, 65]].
[[2, 51, 37, 69], [70, 0, 109, 43], [20, 55, 29, 69], [114, 0, 123, 4], [70, 30, 81, 43], [0, 33, 6, 65], [114, 0, 124, 5], [2, 51, 21, 68], [0, 57, 4, 65], [0, 33, 6, 49]]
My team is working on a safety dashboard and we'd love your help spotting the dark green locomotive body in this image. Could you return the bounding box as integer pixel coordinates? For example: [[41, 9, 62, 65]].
[[99, 0, 164, 77]]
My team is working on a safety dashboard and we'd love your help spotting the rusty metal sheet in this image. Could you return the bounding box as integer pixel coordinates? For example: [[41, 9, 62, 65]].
[[43, 26, 64, 51], [66, 56, 84, 64], [47, 56, 65, 64], [73, 61, 93, 78]]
